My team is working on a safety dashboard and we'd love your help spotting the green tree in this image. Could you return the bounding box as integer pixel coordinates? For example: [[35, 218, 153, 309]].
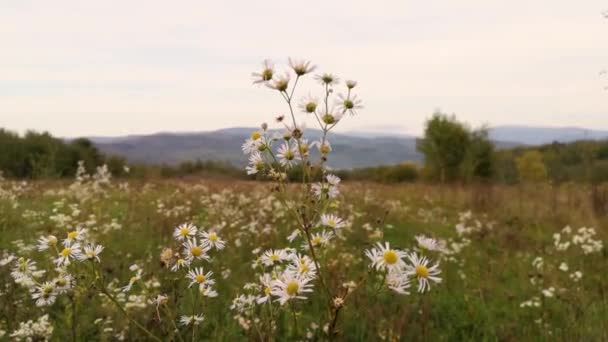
[[515, 150, 548, 183], [417, 111, 471, 183]]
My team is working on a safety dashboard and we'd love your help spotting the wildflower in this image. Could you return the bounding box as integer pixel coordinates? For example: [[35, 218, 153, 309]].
[[170, 258, 190, 272], [267, 72, 291, 92], [261, 249, 289, 266], [320, 110, 344, 125], [201, 230, 226, 250], [53, 273, 73, 294], [315, 73, 339, 86], [337, 94, 363, 115], [252, 59, 274, 84], [345, 80, 357, 89], [246, 152, 265, 175], [186, 267, 215, 290], [77, 243, 104, 262], [287, 229, 301, 242], [542, 287, 555, 298], [298, 95, 319, 113], [182, 238, 211, 262], [63, 228, 86, 247], [271, 271, 314, 305], [289, 58, 316, 76], [32, 282, 57, 307], [366, 242, 407, 272], [36, 235, 58, 251], [415, 235, 441, 252], [55, 244, 82, 266], [558, 262, 569, 272], [320, 214, 345, 229], [122, 270, 142, 292], [288, 254, 317, 278], [304, 231, 333, 250], [313, 139, 332, 155], [257, 273, 274, 304], [173, 223, 198, 241], [569, 271, 583, 282], [11, 258, 45, 288], [386, 271, 411, 295], [200, 286, 218, 298], [179, 314, 205, 326], [312, 182, 339, 200], [151, 294, 168, 308], [277, 142, 299, 168], [406, 252, 442, 293]]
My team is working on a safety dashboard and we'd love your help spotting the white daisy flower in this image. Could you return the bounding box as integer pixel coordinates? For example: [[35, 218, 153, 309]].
[[415, 235, 441, 252], [53, 273, 74, 294], [55, 244, 82, 267], [182, 238, 210, 262], [170, 258, 190, 272], [298, 94, 319, 113], [304, 231, 333, 250], [251, 59, 274, 84], [311, 182, 339, 200], [200, 231, 225, 250], [32, 282, 57, 307], [200, 286, 218, 298], [276, 142, 299, 168], [37, 235, 58, 251], [365, 242, 407, 272], [326, 174, 341, 185], [345, 80, 357, 89], [314, 73, 340, 86], [267, 72, 291, 92], [337, 93, 363, 115], [288, 58, 316, 76], [271, 271, 314, 305], [406, 252, 442, 293], [287, 229, 301, 242], [173, 223, 198, 241], [186, 267, 215, 290], [386, 271, 411, 295], [320, 214, 345, 229], [121, 269, 142, 292], [179, 314, 205, 326], [63, 228, 86, 247], [77, 243, 104, 262], [287, 254, 317, 278], [312, 139, 332, 155], [261, 249, 289, 266], [246, 152, 265, 175], [151, 294, 168, 308], [11, 258, 44, 288], [256, 273, 274, 304]]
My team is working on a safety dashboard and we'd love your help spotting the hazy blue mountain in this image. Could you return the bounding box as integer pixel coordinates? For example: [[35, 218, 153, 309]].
[[488, 125, 608, 145], [91, 128, 422, 169], [88, 125, 608, 169]]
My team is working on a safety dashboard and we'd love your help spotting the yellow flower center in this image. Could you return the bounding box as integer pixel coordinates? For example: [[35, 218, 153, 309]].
[[177, 258, 185, 265], [270, 254, 279, 261], [43, 285, 53, 294], [56, 278, 67, 286], [87, 250, 95, 257], [130, 276, 138, 284], [415, 265, 429, 278], [264, 287, 271, 296], [195, 274, 206, 283], [180, 228, 190, 236], [299, 264, 309, 274], [67, 231, 78, 240], [60, 248, 71, 257], [320, 145, 331, 155], [48, 237, 57, 245], [312, 236, 322, 245], [327, 219, 336, 227], [286, 281, 299, 296], [208, 233, 218, 242], [284, 150, 294, 160], [383, 250, 398, 265], [251, 131, 261, 140], [191, 246, 203, 257]]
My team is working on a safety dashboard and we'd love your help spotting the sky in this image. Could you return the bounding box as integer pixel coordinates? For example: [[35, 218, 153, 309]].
[[1, 0, 607, 137]]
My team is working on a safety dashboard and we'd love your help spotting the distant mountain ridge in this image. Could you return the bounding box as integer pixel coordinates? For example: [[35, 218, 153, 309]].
[[88, 125, 608, 169]]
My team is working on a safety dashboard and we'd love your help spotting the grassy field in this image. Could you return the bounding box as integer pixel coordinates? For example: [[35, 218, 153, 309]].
[[0, 177, 606, 341]]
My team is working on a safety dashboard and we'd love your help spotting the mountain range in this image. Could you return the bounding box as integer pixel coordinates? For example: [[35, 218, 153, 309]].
[[89, 126, 608, 169]]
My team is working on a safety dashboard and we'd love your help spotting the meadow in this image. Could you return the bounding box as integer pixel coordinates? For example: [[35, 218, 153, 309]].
[[1, 59, 607, 342], [0, 173, 606, 341]]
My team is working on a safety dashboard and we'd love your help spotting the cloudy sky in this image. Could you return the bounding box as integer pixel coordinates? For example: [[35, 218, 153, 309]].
[[1, 0, 607, 137]]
